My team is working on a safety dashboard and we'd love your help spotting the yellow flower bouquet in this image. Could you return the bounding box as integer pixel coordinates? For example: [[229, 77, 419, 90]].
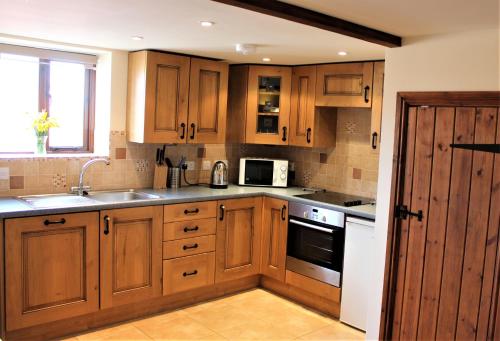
[[32, 110, 58, 154]]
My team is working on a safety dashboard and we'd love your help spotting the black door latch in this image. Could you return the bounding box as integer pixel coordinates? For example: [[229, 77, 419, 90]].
[[395, 205, 423, 222]]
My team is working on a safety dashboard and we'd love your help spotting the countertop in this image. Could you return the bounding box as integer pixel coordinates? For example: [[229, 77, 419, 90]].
[[0, 185, 376, 220]]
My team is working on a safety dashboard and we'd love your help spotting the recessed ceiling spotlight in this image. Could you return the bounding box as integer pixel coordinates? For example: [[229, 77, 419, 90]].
[[337, 51, 348, 56], [200, 21, 214, 27], [131, 36, 144, 41], [262, 57, 271, 62]]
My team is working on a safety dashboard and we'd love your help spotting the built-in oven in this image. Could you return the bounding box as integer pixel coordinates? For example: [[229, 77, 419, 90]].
[[286, 201, 345, 287]]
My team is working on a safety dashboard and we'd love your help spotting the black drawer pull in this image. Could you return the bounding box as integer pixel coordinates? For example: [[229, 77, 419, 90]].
[[183, 270, 198, 277], [184, 226, 199, 233], [190, 123, 196, 140], [364, 86, 370, 103], [219, 204, 225, 221], [184, 208, 199, 215], [180, 123, 186, 140], [281, 205, 287, 221], [44, 218, 66, 226], [103, 215, 110, 235], [371, 132, 378, 149], [306, 128, 312, 144], [183, 243, 199, 250], [282, 126, 287, 142]]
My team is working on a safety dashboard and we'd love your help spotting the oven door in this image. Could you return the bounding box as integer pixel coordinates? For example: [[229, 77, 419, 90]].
[[286, 217, 345, 287], [242, 159, 274, 186]]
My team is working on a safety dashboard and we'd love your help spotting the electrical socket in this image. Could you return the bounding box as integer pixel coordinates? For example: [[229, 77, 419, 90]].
[[202, 160, 212, 170], [186, 161, 195, 170]]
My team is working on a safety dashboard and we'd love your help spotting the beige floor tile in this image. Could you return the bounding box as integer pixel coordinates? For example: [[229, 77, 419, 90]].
[[215, 318, 295, 340], [135, 315, 225, 340], [187, 302, 258, 332], [76, 324, 151, 340], [298, 322, 365, 340]]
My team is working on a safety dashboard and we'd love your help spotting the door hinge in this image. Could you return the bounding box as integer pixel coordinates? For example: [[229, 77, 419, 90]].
[[395, 205, 423, 222]]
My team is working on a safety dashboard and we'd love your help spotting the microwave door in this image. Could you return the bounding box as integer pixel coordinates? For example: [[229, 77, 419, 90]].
[[244, 160, 274, 186]]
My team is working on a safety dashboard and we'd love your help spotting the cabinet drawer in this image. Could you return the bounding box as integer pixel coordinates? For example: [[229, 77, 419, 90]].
[[164, 201, 216, 222], [163, 252, 215, 295], [163, 218, 216, 240], [163, 235, 216, 259]]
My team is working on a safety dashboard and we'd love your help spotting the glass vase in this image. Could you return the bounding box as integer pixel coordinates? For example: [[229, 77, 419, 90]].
[[36, 135, 48, 154]]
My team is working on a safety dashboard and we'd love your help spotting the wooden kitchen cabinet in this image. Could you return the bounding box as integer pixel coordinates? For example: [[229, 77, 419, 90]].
[[260, 197, 288, 282], [5, 212, 99, 331], [227, 65, 291, 145], [127, 51, 228, 144], [315, 62, 374, 108], [215, 197, 263, 282], [370, 61, 385, 150], [100, 206, 163, 309], [289, 65, 337, 148], [188, 58, 228, 144]]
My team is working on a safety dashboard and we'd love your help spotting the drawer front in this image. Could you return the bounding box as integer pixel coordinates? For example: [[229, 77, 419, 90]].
[[163, 235, 216, 259], [163, 252, 215, 295], [163, 218, 216, 240], [164, 201, 217, 222]]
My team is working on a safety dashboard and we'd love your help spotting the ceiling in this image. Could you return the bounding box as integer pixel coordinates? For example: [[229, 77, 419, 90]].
[[0, 0, 497, 64]]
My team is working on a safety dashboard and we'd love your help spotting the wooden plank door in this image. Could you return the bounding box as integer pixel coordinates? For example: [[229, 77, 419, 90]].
[[144, 51, 190, 143], [100, 206, 162, 309], [384, 94, 500, 340], [5, 212, 99, 331], [215, 197, 263, 282], [289, 65, 316, 147], [315, 62, 373, 108], [246, 65, 291, 145], [188, 58, 228, 144], [261, 197, 288, 282]]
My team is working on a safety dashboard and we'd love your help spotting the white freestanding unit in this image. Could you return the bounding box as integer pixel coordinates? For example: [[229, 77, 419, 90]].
[[340, 216, 375, 331]]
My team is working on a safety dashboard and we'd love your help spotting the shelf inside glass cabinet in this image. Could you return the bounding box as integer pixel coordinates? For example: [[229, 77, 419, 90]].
[[257, 76, 281, 134]]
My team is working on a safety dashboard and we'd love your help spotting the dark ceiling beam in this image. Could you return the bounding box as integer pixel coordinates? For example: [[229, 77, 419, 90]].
[[211, 0, 402, 48]]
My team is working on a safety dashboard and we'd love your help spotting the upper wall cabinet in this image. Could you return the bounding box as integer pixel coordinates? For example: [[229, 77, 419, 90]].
[[127, 51, 228, 144], [315, 62, 374, 108], [227, 65, 291, 145], [289, 65, 337, 148], [370, 61, 385, 150]]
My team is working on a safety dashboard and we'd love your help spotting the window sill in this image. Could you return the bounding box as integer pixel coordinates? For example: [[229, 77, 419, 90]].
[[0, 153, 108, 160]]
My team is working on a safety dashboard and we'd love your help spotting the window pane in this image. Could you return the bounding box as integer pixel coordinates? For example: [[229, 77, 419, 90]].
[[0, 54, 39, 153], [48, 61, 85, 148]]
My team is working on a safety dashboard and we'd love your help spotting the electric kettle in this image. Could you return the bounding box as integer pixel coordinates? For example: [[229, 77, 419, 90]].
[[210, 161, 228, 189]]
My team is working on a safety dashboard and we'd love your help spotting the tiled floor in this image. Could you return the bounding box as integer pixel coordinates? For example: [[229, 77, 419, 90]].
[[64, 289, 365, 340]]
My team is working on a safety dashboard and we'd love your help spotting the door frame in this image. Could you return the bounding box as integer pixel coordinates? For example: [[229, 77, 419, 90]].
[[379, 91, 500, 339]]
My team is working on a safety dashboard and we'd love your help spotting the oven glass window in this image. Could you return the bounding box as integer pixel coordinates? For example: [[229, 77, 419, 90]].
[[244, 160, 273, 185], [287, 218, 344, 272]]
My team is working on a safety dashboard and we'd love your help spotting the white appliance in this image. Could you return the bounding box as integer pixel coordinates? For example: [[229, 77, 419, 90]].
[[238, 158, 288, 187], [340, 216, 375, 331]]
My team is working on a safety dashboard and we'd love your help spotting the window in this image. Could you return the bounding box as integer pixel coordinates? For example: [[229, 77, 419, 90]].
[[0, 45, 96, 153]]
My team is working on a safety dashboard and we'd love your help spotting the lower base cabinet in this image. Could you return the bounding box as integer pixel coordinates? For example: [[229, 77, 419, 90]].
[[163, 252, 216, 295], [5, 212, 100, 331]]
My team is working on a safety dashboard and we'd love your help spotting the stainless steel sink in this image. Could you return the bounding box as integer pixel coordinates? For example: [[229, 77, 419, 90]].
[[19, 194, 98, 208], [85, 190, 160, 203]]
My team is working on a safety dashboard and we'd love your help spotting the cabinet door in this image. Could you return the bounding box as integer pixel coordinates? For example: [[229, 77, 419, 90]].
[[100, 206, 162, 309], [5, 212, 99, 331], [188, 58, 228, 144], [315, 62, 374, 108], [246, 66, 291, 145], [261, 198, 288, 282], [290, 66, 316, 147], [370, 61, 385, 150], [215, 197, 263, 282], [144, 52, 190, 143]]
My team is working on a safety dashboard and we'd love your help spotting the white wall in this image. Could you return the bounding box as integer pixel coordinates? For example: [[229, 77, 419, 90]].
[[366, 27, 500, 339]]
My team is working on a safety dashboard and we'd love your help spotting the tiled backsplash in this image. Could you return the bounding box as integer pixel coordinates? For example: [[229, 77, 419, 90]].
[[0, 108, 379, 198]]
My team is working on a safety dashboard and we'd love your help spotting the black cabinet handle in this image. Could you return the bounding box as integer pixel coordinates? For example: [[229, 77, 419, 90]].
[[180, 123, 186, 140], [183, 243, 199, 250], [184, 208, 199, 215], [184, 226, 199, 233], [282, 126, 287, 142], [306, 128, 312, 144], [103, 215, 110, 235], [183, 270, 198, 277], [190, 123, 196, 140], [371, 132, 378, 149], [219, 204, 225, 221], [281, 205, 287, 221], [364, 86, 370, 103], [44, 218, 66, 226]]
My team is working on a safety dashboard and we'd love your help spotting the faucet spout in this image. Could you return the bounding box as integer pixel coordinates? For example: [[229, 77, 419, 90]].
[[72, 158, 110, 196]]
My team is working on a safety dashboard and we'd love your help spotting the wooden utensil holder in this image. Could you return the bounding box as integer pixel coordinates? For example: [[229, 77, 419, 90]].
[[153, 165, 168, 189]]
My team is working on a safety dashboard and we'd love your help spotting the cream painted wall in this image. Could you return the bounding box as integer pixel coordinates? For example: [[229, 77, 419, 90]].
[[366, 27, 500, 339]]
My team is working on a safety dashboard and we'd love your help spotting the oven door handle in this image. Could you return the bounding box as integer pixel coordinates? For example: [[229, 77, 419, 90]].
[[289, 219, 336, 234]]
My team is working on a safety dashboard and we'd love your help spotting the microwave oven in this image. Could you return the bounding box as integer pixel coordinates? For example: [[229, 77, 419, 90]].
[[238, 158, 288, 187]]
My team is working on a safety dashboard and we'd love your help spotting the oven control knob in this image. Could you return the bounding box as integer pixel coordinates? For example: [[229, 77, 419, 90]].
[[322, 216, 327, 222], [280, 173, 286, 180], [303, 212, 309, 219], [280, 166, 287, 171]]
